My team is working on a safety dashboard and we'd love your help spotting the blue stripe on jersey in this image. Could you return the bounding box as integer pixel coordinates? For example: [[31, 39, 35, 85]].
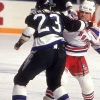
[[90, 28, 99, 39], [22, 33, 30, 38], [65, 41, 89, 53], [65, 48, 88, 53], [32, 40, 63, 50], [38, 32, 62, 37]]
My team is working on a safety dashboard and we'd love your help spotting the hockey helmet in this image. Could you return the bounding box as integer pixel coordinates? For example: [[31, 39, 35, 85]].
[[36, 0, 50, 10], [49, 0, 73, 11], [49, 0, 60, 11], [79, 0, 95, 15]]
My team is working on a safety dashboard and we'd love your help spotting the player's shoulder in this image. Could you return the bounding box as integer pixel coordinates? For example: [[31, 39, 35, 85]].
[[25, 14, 34, 25], [25, 9, 38, 25], [90, 25, 100, 31], [89, 26, 100, 36]]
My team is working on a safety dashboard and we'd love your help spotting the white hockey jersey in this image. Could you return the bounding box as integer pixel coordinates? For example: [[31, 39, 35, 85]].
[[63, 26, 100, 56]]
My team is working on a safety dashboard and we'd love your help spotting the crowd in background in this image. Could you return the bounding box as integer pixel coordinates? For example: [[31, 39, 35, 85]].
[[7, 0, 100, 5]]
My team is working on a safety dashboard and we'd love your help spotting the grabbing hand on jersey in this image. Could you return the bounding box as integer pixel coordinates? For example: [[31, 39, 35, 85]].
[[68, 9, 78, 20]]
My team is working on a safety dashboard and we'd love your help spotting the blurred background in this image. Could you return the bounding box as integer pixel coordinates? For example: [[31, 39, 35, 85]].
[[0, 0, 99, 31], [1, 0, 100, 4]]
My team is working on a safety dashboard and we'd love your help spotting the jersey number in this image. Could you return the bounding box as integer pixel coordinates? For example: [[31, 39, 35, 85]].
[[34, 14, 61, 33]]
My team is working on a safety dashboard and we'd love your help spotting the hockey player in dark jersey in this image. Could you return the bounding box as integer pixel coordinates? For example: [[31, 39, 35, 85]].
[[12, 0, 96, 100]]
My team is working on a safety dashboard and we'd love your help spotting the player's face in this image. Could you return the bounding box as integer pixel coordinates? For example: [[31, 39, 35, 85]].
[[78, 10, 91, 21]]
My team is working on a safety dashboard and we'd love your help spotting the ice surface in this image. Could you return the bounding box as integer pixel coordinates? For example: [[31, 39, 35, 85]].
[[0, 34, 100, 100]]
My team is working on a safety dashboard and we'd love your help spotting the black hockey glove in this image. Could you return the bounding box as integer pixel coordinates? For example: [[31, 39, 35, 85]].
[[15, 40, 22, 48]]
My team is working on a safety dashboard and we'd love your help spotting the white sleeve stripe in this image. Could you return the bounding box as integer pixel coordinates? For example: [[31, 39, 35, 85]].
[[78, 20, 85, 31], [23, 27, 35, 36]]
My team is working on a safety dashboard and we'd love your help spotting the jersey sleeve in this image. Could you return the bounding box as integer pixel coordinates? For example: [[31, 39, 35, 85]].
[[88, 26, 100, 45], [25, 14, 37, 29], [19, 14, 36, 39], [61, 13, 86, 32], [92, 44, 100, 54]]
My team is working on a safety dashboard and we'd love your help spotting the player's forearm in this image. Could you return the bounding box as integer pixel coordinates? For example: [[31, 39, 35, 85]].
[[14, 39, 26, 50], [62, 14, 93, 32], [14, 26, 35, 50]]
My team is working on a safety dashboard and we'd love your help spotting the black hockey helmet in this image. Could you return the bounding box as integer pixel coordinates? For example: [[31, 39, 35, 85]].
[[49, 0, 70, 11], [36, 0, 50, 10], [49, 0, 60, 11]]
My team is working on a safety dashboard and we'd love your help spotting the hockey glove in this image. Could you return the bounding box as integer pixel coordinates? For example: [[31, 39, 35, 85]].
[[68, 9, 78, 20]]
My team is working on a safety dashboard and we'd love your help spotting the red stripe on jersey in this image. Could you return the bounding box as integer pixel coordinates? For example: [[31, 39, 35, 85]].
[[65, 45, 89, 51]]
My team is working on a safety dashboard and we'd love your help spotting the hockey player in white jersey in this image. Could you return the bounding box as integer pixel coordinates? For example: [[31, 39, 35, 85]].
[[43, 0, 100, 100]]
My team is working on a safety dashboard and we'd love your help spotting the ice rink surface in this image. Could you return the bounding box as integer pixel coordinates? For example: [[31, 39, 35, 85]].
[[0, 33, 100, 100]]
